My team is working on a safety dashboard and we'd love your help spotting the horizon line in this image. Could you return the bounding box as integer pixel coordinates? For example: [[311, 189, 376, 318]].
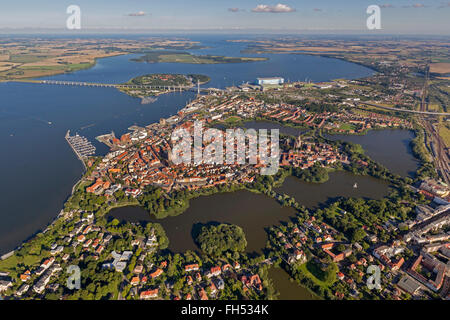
[[0, 27, 448, 36]]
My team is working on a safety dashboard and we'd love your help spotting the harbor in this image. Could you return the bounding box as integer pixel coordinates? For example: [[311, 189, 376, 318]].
[[65, 130, 96, 170]]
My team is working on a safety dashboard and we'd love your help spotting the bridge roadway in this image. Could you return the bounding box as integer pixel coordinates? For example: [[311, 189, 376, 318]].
[[37, 79, 218, 93], [355, 101, 450, 116]]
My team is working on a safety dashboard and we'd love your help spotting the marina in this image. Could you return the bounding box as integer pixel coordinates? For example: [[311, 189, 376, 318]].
[[65, 130, 96, 169]]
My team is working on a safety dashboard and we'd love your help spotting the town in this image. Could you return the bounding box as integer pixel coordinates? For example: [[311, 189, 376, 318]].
[[1, 80, 449, 301]]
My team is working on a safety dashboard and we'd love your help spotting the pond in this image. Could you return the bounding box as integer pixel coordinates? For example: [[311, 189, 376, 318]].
[[268, 267, 318, 300], [108, 171, 390, 253]]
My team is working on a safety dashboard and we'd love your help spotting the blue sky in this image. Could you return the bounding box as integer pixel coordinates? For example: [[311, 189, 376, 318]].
[[0, 0, 449, 34]]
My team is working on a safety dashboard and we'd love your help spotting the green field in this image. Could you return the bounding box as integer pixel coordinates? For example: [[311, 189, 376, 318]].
[[9, 54, 44, 63], [0, 250, 48, 272], [132, 51, 268, 64], [338, 123, 356, 131], [297, 261, 337, 288], [439, 122, 450, 148], [224, 116, 242, 125]]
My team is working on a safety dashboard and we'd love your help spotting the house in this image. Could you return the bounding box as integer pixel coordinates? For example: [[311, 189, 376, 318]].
[[95, 246, 104, 255], [20, 270, 31, 282], [50, 246, 64, 255], [241, 274, 262, 291], [131, 276, 140, 286], [391, 257, 405, 271], [208, 266, 221, 278], [133, 265, 144, 274], [222, 264, 232, 272], [150, 268, 163, 279], [140, 289, 159, 299], [41, 257, 55, 270], [15, 284, 30, 297], [184, 264, 200, 272], [0, 279, 12, 292], [210, 282, 217, 295], [198, 288, 208, 300]]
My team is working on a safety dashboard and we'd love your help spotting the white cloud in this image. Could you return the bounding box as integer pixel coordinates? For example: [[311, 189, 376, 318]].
[[252, 4, 296, 13], [128, 11, 146, 17]]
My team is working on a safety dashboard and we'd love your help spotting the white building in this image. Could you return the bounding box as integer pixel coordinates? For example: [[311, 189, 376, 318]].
[[257, 77, 284, 85]]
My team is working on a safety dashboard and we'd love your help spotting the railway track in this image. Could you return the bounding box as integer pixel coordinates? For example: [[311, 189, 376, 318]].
[[419, 65, 450, 184], [423, 121, 450, 184]]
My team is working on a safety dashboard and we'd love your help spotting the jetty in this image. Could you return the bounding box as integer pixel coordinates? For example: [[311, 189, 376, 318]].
[[65, 130, 96, 170]]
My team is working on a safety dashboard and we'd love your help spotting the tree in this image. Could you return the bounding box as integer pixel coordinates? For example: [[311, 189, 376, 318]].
[[351, 228, 366, 243], [196, 224, 247, 256]]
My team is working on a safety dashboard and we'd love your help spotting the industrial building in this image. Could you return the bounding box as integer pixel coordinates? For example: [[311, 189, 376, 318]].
[[256, 77, 284, 85]]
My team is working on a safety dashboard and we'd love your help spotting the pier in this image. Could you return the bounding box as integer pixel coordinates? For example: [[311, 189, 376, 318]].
[[65, 130, 96, 170]]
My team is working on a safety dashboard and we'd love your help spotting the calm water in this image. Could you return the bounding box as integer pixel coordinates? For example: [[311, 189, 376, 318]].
[[108, 171, 390, 253], [275, 171, 390, 209], [0, 84, 194, 253], [268, 267, 317, 300], [0, 35, 377, 254], [109, 191, 296, 254], [325, 130, 419, 177]]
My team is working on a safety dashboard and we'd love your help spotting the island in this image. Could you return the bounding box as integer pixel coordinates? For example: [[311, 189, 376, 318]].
[[117, 73, 211, 99], [195, 224, 247, 257], [0, 38, 212, 80], [130, 51, 268, 64]]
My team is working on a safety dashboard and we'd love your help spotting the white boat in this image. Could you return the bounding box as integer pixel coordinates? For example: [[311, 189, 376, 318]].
[[353, 182, 358, 189]]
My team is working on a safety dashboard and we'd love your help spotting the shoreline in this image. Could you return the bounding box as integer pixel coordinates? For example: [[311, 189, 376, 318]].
[[0, 43, 408, 257], [0, 123, 414, 257]]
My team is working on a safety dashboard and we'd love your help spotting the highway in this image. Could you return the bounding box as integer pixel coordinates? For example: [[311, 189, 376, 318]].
[[354, 101, 450, 116]]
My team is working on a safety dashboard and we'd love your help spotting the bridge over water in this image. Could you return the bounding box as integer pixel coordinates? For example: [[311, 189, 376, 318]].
[[35, 80, 220, 94]]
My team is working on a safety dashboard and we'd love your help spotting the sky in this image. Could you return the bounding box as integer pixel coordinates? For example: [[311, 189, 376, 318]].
[[0, 0, 449, 34]]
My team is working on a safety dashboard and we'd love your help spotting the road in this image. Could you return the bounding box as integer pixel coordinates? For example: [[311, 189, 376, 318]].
[[354, 101, 450, 116]]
